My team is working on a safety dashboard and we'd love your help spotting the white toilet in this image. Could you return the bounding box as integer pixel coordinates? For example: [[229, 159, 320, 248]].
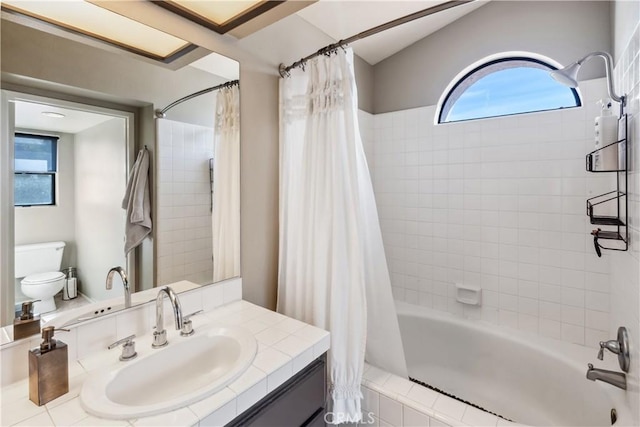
[[15, 242, 67, 314]]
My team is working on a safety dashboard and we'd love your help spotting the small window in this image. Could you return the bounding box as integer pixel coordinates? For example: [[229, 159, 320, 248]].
[[438, 57, 581, 123], [14, 133, 58, 207]]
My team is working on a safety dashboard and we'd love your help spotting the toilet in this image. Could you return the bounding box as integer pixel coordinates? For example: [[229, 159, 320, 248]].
[[15, 241, 66, 314]]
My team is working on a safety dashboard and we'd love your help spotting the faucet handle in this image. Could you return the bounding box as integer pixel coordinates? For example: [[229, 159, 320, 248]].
[[597, 346, 604, 360], [108, 334, 137, 361], [180, 310, 203, 337]]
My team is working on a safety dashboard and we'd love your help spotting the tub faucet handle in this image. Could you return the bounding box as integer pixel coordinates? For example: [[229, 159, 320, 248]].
[[599, 339, 621, 358], [596, 327, 630, 373]]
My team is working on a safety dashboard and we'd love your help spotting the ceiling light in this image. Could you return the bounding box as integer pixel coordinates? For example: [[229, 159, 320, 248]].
[[41, 112, 66, 119], [152, 0, 283, 34], [2, 0, 195, 62]]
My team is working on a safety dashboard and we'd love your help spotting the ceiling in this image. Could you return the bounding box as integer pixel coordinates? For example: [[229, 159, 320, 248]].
[[297, 0, 487, 65], [189, 52, 240, 81], [238, 0, 488, 66], [14, 101, 117, 134]]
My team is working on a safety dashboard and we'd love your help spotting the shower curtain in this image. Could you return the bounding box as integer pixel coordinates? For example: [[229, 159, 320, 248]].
[[278, 48, 408, 424], [212, 85, 240, 282]]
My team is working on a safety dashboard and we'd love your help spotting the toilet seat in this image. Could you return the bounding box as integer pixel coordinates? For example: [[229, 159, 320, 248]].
[[22, 271, 66, 285]]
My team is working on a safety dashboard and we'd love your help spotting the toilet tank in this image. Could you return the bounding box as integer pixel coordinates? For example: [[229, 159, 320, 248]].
[[15, 241, 66, 278]]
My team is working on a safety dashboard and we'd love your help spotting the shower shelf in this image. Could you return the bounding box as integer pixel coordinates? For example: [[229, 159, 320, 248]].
[[585, 114, 628, 256], [586, 190, 626, 226], [586, 139, 626, 172]]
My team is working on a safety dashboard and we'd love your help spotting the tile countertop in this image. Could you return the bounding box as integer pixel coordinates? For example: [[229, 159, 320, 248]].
[[1, 300, 330, 427]]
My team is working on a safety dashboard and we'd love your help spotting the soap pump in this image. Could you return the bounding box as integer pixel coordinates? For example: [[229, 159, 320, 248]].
[[29, 326, 69, 406], [13, 300, 41, 340]]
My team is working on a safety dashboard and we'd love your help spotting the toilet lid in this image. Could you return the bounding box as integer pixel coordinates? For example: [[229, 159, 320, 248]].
[[22, 271, 65, 285]]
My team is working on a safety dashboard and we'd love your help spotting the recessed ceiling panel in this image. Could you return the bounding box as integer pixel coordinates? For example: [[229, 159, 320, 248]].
[[152, 0, 285, 34], [168, 1, 263, 25], [2, 0, 193, 61]]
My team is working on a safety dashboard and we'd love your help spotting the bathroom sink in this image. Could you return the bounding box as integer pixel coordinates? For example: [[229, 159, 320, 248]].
[[79, 326, 257, 419]]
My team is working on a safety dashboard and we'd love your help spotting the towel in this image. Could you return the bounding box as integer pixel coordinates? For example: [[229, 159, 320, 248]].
[[122, 148, 152, 255]]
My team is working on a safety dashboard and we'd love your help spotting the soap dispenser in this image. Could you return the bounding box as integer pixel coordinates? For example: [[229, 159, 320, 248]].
[[29, 326, 69, 406], [13, 300, 41, 340]]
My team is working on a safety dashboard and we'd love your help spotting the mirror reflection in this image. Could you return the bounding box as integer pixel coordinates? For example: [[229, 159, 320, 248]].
[[14, 101, 132, 317], [1, 16, 240, 343]]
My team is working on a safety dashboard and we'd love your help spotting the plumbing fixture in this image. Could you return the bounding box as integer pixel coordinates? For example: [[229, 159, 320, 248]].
[[550, 51, 625, 108], [108, 335, 137, 361], [180, 310, 203, 337], [598, 326, 630, 372], [586, 363, 626, 390], [106, 267, 131, 309], [152, 287, 183, 348]]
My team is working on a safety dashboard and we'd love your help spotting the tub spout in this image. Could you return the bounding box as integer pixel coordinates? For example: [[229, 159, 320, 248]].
[[586, 363, 626, 390]]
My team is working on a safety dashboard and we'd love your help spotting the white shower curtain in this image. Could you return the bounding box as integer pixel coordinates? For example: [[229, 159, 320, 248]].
[[212, 85, 240, 282], [278, 48, 407, 424]]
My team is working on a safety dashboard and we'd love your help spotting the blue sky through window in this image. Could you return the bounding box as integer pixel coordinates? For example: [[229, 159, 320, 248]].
[[444, 67, 579, 122]]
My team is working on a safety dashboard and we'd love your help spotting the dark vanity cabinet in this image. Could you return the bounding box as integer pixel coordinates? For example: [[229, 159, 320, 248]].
[[227, 355, 327, 427]]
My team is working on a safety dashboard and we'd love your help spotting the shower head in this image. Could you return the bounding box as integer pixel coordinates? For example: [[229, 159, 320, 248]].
[[549, 51, 625, 106], [549, 62, 581, 88]]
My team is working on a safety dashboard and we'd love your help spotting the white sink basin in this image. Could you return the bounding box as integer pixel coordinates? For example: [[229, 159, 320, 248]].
[[80, 326, 257, 419]]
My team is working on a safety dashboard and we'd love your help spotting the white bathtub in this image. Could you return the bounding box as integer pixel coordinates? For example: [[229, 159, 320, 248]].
[[396, 302, 634, 426]]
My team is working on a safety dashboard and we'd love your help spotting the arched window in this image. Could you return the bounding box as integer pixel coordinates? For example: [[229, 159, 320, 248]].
[[438, 56, 581, 123]]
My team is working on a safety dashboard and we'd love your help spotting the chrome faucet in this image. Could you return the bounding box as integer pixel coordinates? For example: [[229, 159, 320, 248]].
[[152, 286, 183, 348], [598, 326, 630, 372], [586, 363, 626, 390], [106, 267, 131, 308], [585, 326, 630, 390]]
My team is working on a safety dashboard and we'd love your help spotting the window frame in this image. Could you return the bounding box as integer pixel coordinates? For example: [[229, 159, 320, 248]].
[[14, 132, 59, 207], [437, 56, 582, 124]]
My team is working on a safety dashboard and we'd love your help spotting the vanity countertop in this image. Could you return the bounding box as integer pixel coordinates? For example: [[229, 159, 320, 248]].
[[1, 300, 330, 427]]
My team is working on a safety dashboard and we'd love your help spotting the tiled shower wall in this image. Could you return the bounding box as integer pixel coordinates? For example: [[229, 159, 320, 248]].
[[156, 119, 214, 286], [362, 78, 618, 347], [611, 19, 640, 423]]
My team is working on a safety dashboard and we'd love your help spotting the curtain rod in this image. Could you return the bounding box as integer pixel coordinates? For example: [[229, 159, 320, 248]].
[[155, 79, 239, 118], [278, 0, 475, 78]]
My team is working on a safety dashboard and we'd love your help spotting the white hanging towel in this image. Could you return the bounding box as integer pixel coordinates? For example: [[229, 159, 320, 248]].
[[122, 147, 151, 254]]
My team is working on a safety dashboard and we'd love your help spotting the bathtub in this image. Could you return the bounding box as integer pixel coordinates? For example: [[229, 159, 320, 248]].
[[391, 302, 634, 426]]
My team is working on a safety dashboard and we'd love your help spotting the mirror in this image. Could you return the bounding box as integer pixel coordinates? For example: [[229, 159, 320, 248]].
[[0, 15, 240, 342]]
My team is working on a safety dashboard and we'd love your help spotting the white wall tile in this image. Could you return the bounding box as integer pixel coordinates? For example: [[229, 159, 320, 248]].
[[379, 394, 403, 426], [363, 79, 614, 344], [156, 119, 214, 286], [403, 405, 430, 427]]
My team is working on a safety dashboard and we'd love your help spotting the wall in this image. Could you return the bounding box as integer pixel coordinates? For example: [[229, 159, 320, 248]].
[[362, 78, 617, 347], [354, 56, 374, 114], [13, 130, 77, 269], [156, 119, 215, 286], [611, 1, 640, 422], [373, 1, 612, 113], [74, 118, 128, 301]]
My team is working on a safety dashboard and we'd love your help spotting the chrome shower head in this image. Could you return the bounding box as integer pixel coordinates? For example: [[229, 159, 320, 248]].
[[549, 51, 625, 106], [549, 61, 581, 88]]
